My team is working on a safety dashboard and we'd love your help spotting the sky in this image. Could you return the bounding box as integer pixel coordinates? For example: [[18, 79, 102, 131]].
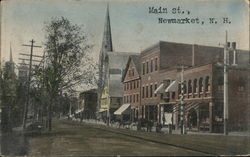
[[1, 0, 249, 67]]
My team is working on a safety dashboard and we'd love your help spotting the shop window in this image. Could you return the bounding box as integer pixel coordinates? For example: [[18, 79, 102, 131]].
[[238, 77, 245, 91], [172, 92, 176, 99], [218, 76, 223, 90]]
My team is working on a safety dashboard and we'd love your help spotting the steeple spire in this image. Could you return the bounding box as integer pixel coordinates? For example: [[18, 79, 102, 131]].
[[10, 42, 13, 62], [101, 3, 113, 52]]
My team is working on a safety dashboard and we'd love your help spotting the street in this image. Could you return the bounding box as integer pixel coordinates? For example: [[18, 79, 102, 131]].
[[2, 120, 247, 156]]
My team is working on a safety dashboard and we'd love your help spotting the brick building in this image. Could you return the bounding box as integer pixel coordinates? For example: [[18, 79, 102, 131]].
[[121, 55, 141, 121], [165, 64, 250, 133], [139, 40, 249, 133]]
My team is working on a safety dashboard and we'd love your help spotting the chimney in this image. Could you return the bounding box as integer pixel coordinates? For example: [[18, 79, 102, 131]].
[[192, 44, 195, 67], [232, 42, 237, 65]]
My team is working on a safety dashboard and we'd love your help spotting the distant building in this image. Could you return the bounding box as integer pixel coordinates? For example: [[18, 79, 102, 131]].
[[79, 89, 98, 119], [18, 60, 28, 86]]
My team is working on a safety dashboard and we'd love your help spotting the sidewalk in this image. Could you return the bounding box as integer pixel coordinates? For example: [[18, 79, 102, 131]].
[[79, 119, 250, 137]]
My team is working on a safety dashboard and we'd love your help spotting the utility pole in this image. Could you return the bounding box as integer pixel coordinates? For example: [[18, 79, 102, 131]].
[[180, 65, 185, 134], [21, 39, 42, 130], [223, 31, 236, 135], [223, 31, 229, 135]]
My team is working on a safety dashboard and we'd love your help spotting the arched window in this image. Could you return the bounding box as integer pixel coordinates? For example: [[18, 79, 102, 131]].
[[218, 76, 223, 91], [193, 79, 197, 93], [199, 77, 203, 93], [178, 83, 181, 95], [205, 76, 210, 92], [188, 80, 192, 94]]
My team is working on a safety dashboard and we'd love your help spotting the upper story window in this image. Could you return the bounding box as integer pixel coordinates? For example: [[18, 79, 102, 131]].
[[150, 84, 153, 97], [150, 59, 153, 72], [137, 80, 139, 88], [155, 58, 158, 71], [199, 77, 203, 92], [154, 84, 157, 97], [146, 61, 149, 74], [146, 86, 149, 98], [205, 76, 210, 92], [142, 63, 145, 75], [178, 83, 181, 95], [188, 80, 192, 94], [134, 81, 136, 89], [142, 86, 145, 98], [193, 79, 197, 93], [183, 82, 187, 94]]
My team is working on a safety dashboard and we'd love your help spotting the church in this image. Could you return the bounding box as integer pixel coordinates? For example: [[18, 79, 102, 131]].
[[97, 5, 138, 123]]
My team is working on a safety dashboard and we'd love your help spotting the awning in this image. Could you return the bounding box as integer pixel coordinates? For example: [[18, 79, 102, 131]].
[[114, 103, 131, 115], [99, 108, 108, 113], [75, 108, 84, 114], [165, 81, 178, 92], [154, 83, 164, 94]]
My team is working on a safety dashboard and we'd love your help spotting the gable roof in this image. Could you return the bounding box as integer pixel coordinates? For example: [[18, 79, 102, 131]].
[[107, 51, 138, 69], [121, 55, 141, 82]]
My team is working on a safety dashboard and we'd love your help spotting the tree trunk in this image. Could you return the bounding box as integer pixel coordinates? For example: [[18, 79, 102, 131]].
[[48, 102, 52, 131]]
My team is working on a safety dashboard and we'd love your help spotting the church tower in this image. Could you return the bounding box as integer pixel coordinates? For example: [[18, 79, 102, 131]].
[[5, 44, 15, 73], [98, 4, 113, 109]]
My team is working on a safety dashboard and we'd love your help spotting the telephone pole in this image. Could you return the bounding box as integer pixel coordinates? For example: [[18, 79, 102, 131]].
[[180, 65, 185, 134], [21, 39, 42, 130], [223, 31, 236, 135]]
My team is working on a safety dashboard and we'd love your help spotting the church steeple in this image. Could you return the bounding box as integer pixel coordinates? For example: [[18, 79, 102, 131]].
[[10, 43, 13, 62], [101, 3, 113, 52], [97, 4, 114, 110]]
